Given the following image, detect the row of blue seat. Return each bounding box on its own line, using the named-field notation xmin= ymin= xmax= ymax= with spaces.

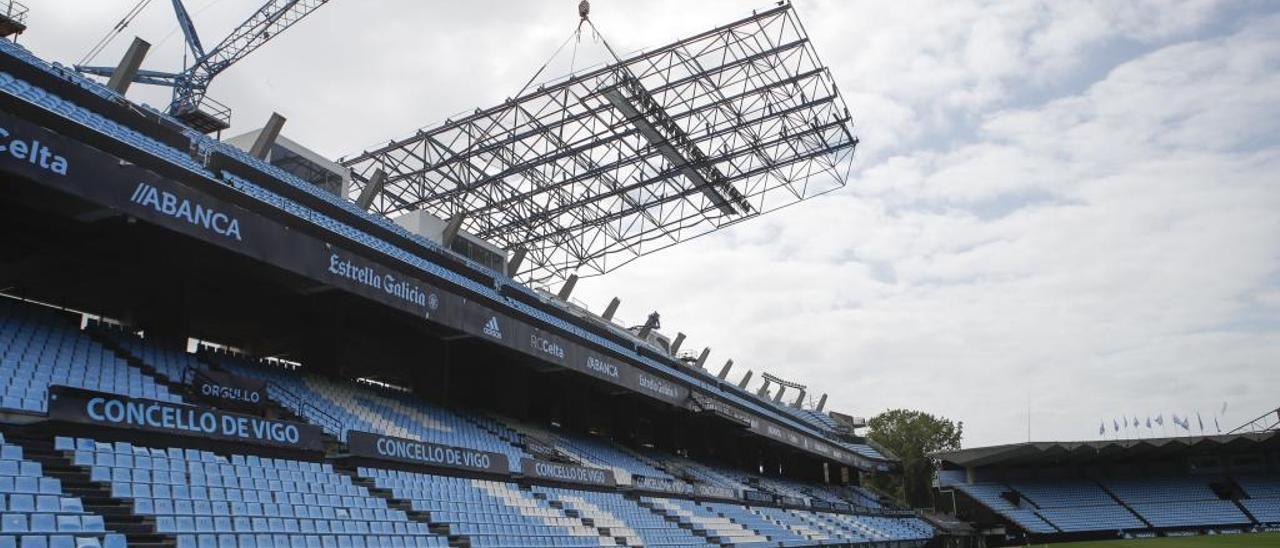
xmin=0 ymin=434 xmax=114 ymax=548
xmin=0 ymin=514 xmax=103 ymax=534
xmin=174 ymin=534 xmax=447 ymax=548
xmin=0 ymin=536 xmax=124 ymax=548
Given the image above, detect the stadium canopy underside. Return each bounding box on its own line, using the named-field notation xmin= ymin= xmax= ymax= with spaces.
xmin=934 ymin=432 xmax=1280 ymax=469
xmin=341 ymin=2 xmax=858 ymax=284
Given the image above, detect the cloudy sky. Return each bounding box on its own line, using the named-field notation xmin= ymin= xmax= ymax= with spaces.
xmin=23 ymin=0 xmax=1280 ymax=447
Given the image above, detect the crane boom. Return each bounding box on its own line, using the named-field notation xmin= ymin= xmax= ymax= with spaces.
xmin=77 ymin=0 xmax=332 ymax=130
xmin=184 ymin=0 xmax=330 ymax=99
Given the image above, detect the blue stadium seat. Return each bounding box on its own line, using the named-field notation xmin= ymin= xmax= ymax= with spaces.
xmin=0 ymin=298 xmax=184 ymax=414
xmin=77 ymin=439 xmax=447 ymax=546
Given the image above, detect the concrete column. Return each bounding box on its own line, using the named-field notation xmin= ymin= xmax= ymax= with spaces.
xmin=717 ymin=360 xmax=733 ymax=380
xmin=602 ymin=298 xmax=620 ymax=321
xmin=249 ymin=113 xmax=287 ymax=160
xmin=557 ymin=274 xmax=579 ymax=301
xmin=355 ymin=169 xmax=386 ymax=210
xmin=107 ymin=38 xmax=151 ymax=95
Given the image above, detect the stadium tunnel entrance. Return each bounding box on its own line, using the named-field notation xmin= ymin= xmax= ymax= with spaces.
xmin=0 ymin=171 xmax=854 ymax=489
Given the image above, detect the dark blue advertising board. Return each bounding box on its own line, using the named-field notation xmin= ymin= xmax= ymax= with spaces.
xmin=519 ymin=458 xmax=616 ymax=487
xmin=693 ymin=484 xmax=739 ymax=500
xmin=47 ymin=386 xmax=324 ymax=452
xmin=189 ymin=368 xmax=268 ymax=414
xmin=742 ymin=490 xmax=776 ymax=504
xmin=346 ymin=431 xmax=509 ymax=475
xmin=631 ymin=475 xmax=694 ymax=496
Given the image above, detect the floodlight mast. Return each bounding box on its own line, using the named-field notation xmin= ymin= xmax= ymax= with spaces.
xmin=341 ymin=2 xmax=859 ymax=285
xmin=78 ymin=0 xmax=333 ymax=132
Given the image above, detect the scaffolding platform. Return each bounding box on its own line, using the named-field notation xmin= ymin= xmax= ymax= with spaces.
xmin=173 ymin=95 xmax=232 ymax=134
xmin=0 ymin=0 xmax=28 ymax=37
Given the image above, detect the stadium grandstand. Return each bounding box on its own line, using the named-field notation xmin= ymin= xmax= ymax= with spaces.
xmin=0 ymin=0 xmax=942 ymax=547
xmin=933 ymin=431 xmax=1280 ymax=545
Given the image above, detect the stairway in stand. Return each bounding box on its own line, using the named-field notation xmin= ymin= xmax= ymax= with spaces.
xmin=84 ymin=328 xmax=189 ymax=399
xmin=634 ymin=496 xmax=728 ymax=547
xmin=339 ymin=467 xmax=465 ymax=548
xmin=13 ymin=432 xmax=176 ymax=548
xmin=529 ymin=488 xmax=634 ymax=547
xmin=1097 ymin=479 xmax=1154 ymax=530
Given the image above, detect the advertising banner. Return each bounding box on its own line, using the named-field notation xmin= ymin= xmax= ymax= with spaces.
xmin=631 ymin=475 xmax=694 ymax=496
xmin=519 ymin=458 xmax=616 ymax=487
xmin=48 ymin=386 xmax=324 ymax=451
xmin=189 ymin=368 xmax=268 ymax=414
xmin=346 ymin=431 xmax=509 ymax=475
xmin=779 ymin=495 xmax=806 ymax=507
xmin=693 ymin=484 xmax=739 ymax=500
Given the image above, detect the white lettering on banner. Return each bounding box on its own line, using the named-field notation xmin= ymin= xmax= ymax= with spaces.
xmin=585 ymin=356 xmax=619 ymax=379
xmin=199 ymin=383 xmax=261 ymax=404
xmin=530 ymin=333 xmax=566 ymax=360
xmin=633 ymin=476 xmax=693 ymax=495
xmin=130 ymin=183 xmax=242 ymax=241
xmin=382 ymin=274 xmax=426 ymax=308
xmin=84 ymin=397 xmax=300 ymax=444
xmin=374 ymin=437 xmax=492 ymax=470
xmin=0 ymin=127 xmax=69 ymax=176
xmin=531 ymin=461 xmax=609 ymax=485
xmin=637 ymin=373 xmax=679 ymax=399
xmin=327 ymin=253 xmax=427 ymax=308
xmin=483 ymin=317 xmax=503 ymax=339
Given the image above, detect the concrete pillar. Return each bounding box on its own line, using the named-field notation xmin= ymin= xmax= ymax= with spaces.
xmin=249 ymin=113 xmax=287 ymax=160
xmin=108 ymin=38 xmax=151 ymax=95
xmin=670 ymin=332 xmax=686 ymax=355
xmin=602 ymin=298 xmax=620 ymax=321
xmin=757 ymin=379 xmax=772 ymax=397
xmin=717 ymin=360 xmax=734 ymax=380
xmin=792 ymin=389 xmax=806 ymax=408
xmin=506 ymin=247 xmax=527 ymax=277
xmin=557 ymin=274 xmax=579 ymax=301
xmin=693 ymin=347 xmax=710 ymax=369
xmin=355 ymin=169 xmax=386 ymax=210
xmin=442 ymin=214 xmax=466 ymax=247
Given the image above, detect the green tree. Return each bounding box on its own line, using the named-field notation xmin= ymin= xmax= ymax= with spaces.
xmin=866 ymin=409 xmax=963 ymax=508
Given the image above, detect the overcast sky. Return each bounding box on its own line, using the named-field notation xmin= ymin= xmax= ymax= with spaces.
xmin=22 ymin=0 xmax=1280 ymax=448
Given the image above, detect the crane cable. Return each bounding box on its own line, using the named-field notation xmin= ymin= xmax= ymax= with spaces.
xmin=515 ymin=0 xmax=620 ymax=98
xmin=79 ymin=0 xmax=157 ymax=67
xmin=514 ymin=28 xmax=578 ymax=98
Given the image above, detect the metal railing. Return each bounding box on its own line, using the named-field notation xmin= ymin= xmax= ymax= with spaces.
xmin=2 ymin=0 xmax=27 ymax=25
xmin=181 ymin=357 xmax=343 ymax=439
xmin=171 ymin=93 xmax=232 ymax=133
xmin=265 ymin=381 xmax=343 ymax=438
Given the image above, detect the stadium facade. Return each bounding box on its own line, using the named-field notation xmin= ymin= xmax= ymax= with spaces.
xmin=0 ymin=13 xmax=937 ymax=548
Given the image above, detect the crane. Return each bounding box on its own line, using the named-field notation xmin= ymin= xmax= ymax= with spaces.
xmin=77 ymin=0 xmax=333 ymax=133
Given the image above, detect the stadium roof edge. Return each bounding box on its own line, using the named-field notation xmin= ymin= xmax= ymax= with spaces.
xmin=933 ymin=431 xmax=1278 ymax=469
